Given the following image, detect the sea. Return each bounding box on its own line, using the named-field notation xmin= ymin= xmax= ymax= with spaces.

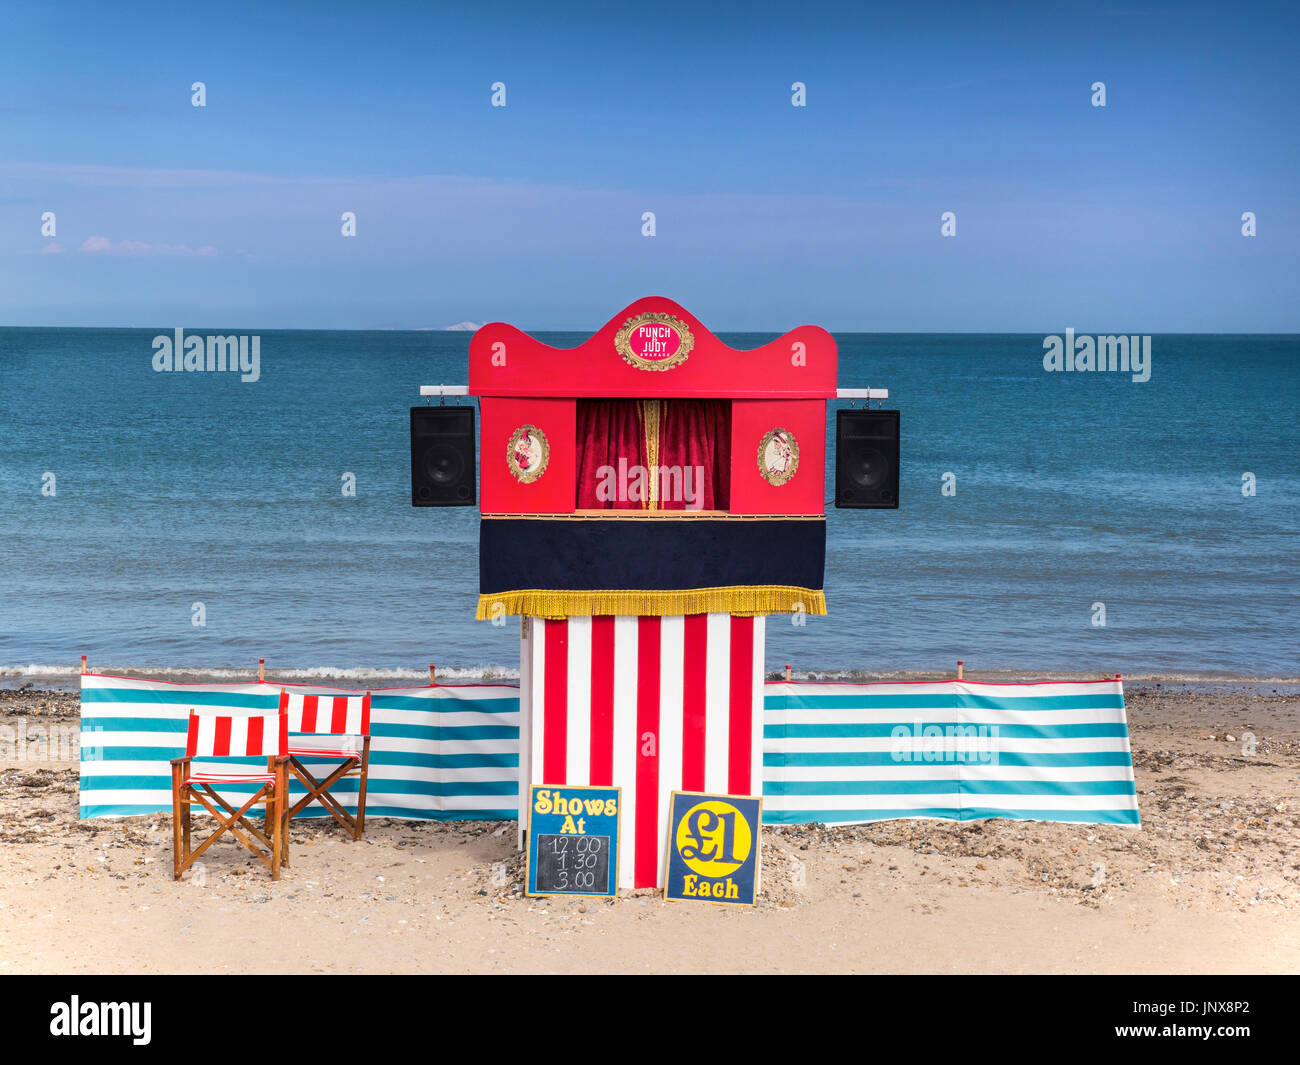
xmin=1 ymin=328 xmax=1296 ymax=688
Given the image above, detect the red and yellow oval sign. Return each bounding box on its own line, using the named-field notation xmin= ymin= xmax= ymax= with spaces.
xmin=615 ymin=312 xmax=694 ymax=371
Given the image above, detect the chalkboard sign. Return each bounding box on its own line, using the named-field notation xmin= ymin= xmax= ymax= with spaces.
xmin=526 ymin=785 xmax=621 ymax=897
xmin=534 ymin=833 xmax=610 ymax=894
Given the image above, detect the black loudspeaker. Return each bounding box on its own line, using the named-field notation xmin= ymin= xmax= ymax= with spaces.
xmin=835 ymin=409 xmax=899 ymax=509
xmin=410 ymin=406 xmax=476 ymax=506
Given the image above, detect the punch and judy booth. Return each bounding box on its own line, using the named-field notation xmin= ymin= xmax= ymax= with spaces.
xmin=469 ymin=298 xmax=836 ymax=889
xmin=81 ymin=307 xmax=1144 ymax=879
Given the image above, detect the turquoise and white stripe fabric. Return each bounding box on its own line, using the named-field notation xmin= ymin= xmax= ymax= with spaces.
xmin=79 ymin=676 xmax=519 ymax=820
xmin=80 ymin=676 xmax=1138 ymax=826
xmin=762 ymin=680 xmax=1139 ymax=826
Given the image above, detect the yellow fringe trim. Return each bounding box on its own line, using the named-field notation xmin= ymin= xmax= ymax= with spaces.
xmin=476 ymin=586 xmax=827 ymax=620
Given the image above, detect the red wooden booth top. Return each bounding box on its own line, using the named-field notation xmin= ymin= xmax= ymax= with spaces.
xmin=468 ymin=296 xmax=837 ymax=399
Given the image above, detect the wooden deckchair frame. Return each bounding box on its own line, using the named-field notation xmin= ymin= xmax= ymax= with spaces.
xmin=285 ymin=736 xmax=371 ymax=839
xmin=282 ymin=688 xmax=372 ymax=840
xmin=171 ymin=756 xmax=289 ymax=880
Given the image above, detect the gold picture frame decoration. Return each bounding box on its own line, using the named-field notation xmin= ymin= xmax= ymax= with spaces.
xmin=614 ymin=312 xmax=694 ymax=372
xmin=756 ymin=428 xmax=799 ymax=486
xmin=507 ymin=425 xmax=550 ymax=483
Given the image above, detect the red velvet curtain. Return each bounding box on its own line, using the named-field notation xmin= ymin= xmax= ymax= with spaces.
xmin=659 ymin=399 xmax=731 ymax=511
xmin=576 ymin=400 xmax=645 ymax=509
xmin=575 ymin=399 xmax=731 ymax=511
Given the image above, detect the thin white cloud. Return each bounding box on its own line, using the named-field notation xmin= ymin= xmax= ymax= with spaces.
xmin=78 ymin=235 xmax=217 ymax=256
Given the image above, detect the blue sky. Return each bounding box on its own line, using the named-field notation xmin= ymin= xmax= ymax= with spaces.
xmin=2 ymin=0 xmax=1296 ymax=331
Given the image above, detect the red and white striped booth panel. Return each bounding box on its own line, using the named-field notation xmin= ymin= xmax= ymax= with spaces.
xmin=184 ymin=707 xmax=288 ymax=785
xmin=524 ymin=614 xmax=766 ymax=890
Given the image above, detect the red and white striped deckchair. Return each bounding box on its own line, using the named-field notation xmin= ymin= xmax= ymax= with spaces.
xmin=280 ymin=689 xmax=372 ymax=840
xmin=170 ymin=705 xmax=290 ymax=880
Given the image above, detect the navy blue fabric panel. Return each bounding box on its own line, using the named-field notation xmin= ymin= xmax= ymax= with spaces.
xmin=480 ymin=519 xmax=825 ymax=593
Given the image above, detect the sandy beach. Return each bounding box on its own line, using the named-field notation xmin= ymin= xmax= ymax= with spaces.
xmin=1 ymin=683 xmax=1296 ymax=974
